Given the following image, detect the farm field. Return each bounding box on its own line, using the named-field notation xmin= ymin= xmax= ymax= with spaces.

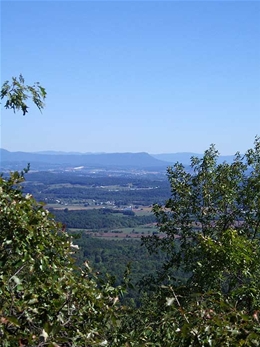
xmin=23 ymin=171 xmax=171 ymax=208
xmin=69 ymin=223 xmax=158 ymax=239
xmin=47 ymin=204 xmax=153 ymax=213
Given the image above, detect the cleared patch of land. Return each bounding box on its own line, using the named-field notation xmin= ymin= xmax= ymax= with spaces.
xmin=69 ymin=223 xmax=159 ymax=239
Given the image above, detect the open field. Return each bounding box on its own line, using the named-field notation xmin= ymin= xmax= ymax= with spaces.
xmin=47 ymin=204 xmax=154 ymax=213
xmin=133 ymin=207 xmax=153 ymax=216
xmin=69 ymin=223 xmax=159 ymax=239
xmin=47 ymin=204 xmax=106 ymax=211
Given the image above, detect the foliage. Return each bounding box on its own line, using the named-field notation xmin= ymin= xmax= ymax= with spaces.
xmin=132 ymin=137 xmax=260 ymax=345
xmin=0 ymin=170 xmax=123 ymax=346
xmin=117 ymin=288 xmax=260 ymax=346
xmin=143 ymin=138 xmax=260 ymax=281
xmin=1 ymin=75 xmax=46 ymax=115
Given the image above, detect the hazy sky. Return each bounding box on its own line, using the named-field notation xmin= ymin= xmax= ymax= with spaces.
xmin=1 ymin=1 xmax=260 ymax=154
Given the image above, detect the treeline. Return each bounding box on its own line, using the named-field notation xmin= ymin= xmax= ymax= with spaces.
xmin=52 ymin=208 xmax=156 ymax=229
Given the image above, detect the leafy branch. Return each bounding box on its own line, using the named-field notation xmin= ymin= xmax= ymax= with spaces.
xmin=1 ymin=74 xmax=46 ymax=115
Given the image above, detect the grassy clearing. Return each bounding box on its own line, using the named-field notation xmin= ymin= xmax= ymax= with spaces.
xmin=47 ymin=205 xmax=154 ymax=213
xmin=133 ymin=207 xmax=153 ymax=216
xmin=68 ymin=224 xmax=158 ymax=239
xmin=111 ymin=225 xmax=157 ymax=234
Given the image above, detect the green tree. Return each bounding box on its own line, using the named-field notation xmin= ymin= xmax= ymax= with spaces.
xmin=127 ymin=138 xmax=260 ymax=345
xmin=144 ymin=139 xmax=260 ymax=292
xmin=0 ymin=170 xmax=125 ymax=346
xmin=110 ymin=139 xmax=260 ymax=346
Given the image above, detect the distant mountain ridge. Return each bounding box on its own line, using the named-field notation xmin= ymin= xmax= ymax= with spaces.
xmin=0 ymin=149 xmax=170 ymax=169
xmin=0 ymin=149 xmax=237 ymax=171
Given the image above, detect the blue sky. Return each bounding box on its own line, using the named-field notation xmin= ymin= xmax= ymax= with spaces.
xmin=1 ymin=1 xmax=260 ymax=154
